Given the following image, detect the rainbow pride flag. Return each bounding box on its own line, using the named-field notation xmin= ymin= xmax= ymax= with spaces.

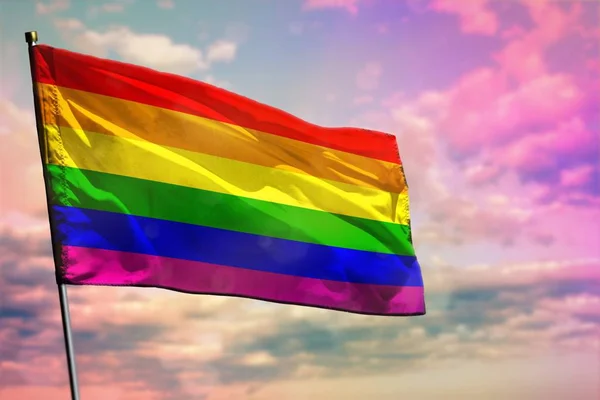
xmin=32 ymin=45 xmax=425 ymax=316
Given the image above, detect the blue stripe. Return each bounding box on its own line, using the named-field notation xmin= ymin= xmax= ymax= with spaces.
xmin=53 ymin=206 xmax=423 ymax=287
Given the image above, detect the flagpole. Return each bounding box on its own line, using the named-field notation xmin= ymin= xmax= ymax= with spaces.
xmin=25 ymin=31 xmax=81 ymax=400
xmin=57 ymin=284 xmax=81 ymax=400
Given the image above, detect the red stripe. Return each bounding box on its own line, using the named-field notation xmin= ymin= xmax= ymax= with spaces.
xmin=33 ymin=45 xmax=401 ymax=164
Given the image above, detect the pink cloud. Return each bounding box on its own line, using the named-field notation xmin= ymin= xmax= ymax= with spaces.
xmin=416 ymin=194 xmax=532 ymax=247
xmin=2 ymin=220 xmax=599 ymax=398
xmin=387 ymin=93 xmax=550 ymax=248
xmin=587 ymin=58 xmax=600 ymax=76
xmin=376 ymin=23 xmax=389 ymax=34
xmin=499 ymin=117 xmax=596 ymax=173
xmin=302 ymin=0 xmax=360 ymax=14
xmin=356 ymin=62 xmax=382 ymax=91
xmin=494 ymin=0 xmax=582 ymax=82
xmin=0 ymin=385 xmax=163 ymax=400
xmin=540 ymin=294 xmax=600 ymax=320
xmin=494 ymin=74 xmax=585 ymax=134
xmin=157 ymin=0 xmax=174 ymax=9
xmin=560 ymin=165 xmax=597 ymax=189
xmin=464 ymin=164 xmax=501 ymax=186
xmin=501 ymin=25 xmax=526 ymax=40
xmin=0 ymin=99 xmax=48 ymax=217
xmin=36 ymin=0 xmax=70 ymax=14
xmin=430 ymin=0 xmax=498 ymax=36
xmin=449 ymin=259 xmax=600 ymax=291
xmin=353 ymin=95 xmax=374 ymax=105
xmin=439 ymin=71 xmax=586 ymax=156
xmin=388 ymin=1 xmax=599 ymax=209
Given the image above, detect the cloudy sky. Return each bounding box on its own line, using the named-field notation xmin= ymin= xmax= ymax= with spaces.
xmin=1 ymin=0 xmax=599 ymax=399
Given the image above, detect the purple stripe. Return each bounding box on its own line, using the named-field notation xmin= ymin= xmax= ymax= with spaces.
xmin=62 ymin=246 xmax=425 ymax=316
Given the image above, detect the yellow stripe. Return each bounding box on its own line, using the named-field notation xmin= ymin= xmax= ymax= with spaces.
xmin=45 ymin=125 xmax=409 ymax=224
xmin=38 ymin=83 xmax=406 ymax=194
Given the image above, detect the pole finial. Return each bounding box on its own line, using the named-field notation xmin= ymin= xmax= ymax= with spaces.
xmin=25 ymin=31 xmax=38 ymax=46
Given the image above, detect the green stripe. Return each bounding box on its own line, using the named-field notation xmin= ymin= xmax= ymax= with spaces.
xmin=46 ymin=165 xmax=415 ymax=256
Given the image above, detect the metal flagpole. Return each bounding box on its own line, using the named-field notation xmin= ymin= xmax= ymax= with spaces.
xmin=25 ymin=31 xmax=81 ymax=400
xmin=57 ymin=284 xmax=81 ymax=400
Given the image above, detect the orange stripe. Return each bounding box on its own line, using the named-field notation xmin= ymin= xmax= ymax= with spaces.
xmin=39 ymin=83 xmax=406 ymax=193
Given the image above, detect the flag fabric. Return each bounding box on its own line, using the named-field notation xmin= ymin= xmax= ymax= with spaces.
xmin=32 ymin=44 xmax=425 ymax=316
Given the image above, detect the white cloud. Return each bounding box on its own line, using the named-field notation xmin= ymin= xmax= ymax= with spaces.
xmin=53 ymin=18 xmax=84 ymax=31
xmin=36 ymin=0 xmax=69 ymax=14
xmin=88 ymin=2 xmax=128 ymax=16
xmin=100 ymin=2 xmax=125 ymax=12
xmin=206 ymin=40 xmax=238 ymax=64
xmin=77 ymin=27 xmax=207 ymax=74
xmin=0 ymin=99 xmax=34 ymax=137
xmin=204 ymin=75 xmax=232 ymax=90
xmin=157 ymin=0 xmax=174 ymax=9
xmin=54 ymin=20 xmax=239 ymax=76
